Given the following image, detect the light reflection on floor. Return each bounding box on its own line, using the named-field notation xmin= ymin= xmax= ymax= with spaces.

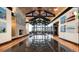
xmin=27 ymin=34 xmax=54 ymax=52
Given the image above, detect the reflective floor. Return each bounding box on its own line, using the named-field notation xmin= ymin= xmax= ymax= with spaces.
xmin=26 ymin=33 xmax=54 ymax=52
xmin=5 ymin=33 xmax=54 ymax=52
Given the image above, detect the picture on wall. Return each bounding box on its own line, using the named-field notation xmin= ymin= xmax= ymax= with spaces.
xmin=0 ymin=21 xmax=6 ymax=33
xmin=66 ymin=24 xmax=76 ymax=33
xmin=0 ymin=7 xmax=6 ymax=33
xmin=60 ymin=15 xmax=66 ymax=24
xmin=0 ymin=7 xmax=6 ymax=20
xmin=60 ymin=25 xmax=66 ymax=32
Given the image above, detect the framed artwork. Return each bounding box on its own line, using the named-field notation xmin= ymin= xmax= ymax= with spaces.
xmin=0 ymin=7 xmax=6 ymax=33
xmin=60 ymin=25 xmax=66 ymax=32
xmin=60 ymin=15 xmax=66 ymax=24
xmin=0 ymin=21 xmax=6 ymax=33
xmin=66 ymin=24 xmax=76 ymax=33
xmin=0 ymin=7 xmax=6 ymax=20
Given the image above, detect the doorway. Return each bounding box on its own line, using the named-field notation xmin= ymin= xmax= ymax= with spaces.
xmin=53 ymin=22 xmax=59 ymax=36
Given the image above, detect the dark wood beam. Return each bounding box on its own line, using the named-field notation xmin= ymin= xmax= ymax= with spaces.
xmin=29 ymin=16 xmax=50 ymax=21
xmin=50 ymin=7 xmax=72 ymax=23
xmin=26 ymin=15 xmax=54 ymax=17
xmin=26 ymin=10 xmax=35 ymax=15
xmin=7 ymin=7 xmax=12 ymax=11
xmin=26 ymin=9 xmax=55 ymax=17
xmin=25 ymin=22 xmax=30 ymax=23
xmin=44 ymin=10 xmax=55 ymax=16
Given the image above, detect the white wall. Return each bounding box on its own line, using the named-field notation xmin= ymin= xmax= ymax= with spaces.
xmin=15 ymin=8 xmax=27 ymax=37
xmin=59 ymin=20 xmax=79 ymax=44
xmin=25 ymin=18 xmax=29 ymax=34
xmin=28 ymin=24 xmax=33 ymax=32
xmin=16 ymin=24 xmax=26 ymax=37
xmin=52 ymin=8 xmax=79 ymax=44
xmin=59 ymin=8 xmax=79 ymax=44
xmin=0 ymin=8 xmax=12 ymax=44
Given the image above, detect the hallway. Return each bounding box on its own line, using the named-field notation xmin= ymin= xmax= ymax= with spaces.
xmin=5 ymin=36 xmax=54 ymax=52
xmin=0 ymin=7 xmax=79 ymax=52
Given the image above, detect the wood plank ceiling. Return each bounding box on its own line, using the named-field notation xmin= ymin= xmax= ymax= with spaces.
xmin=19 ymin=7 xmax=66 ymax=22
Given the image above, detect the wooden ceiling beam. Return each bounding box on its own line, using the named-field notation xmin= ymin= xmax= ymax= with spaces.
xmin=7 ymin=7 xmax=12 ymax=11
xmin=25 ymin=10 xmax=35 ymax=15
xmin=44 ymin=10 xmax=55 ymax=16
xmin=26 ymin=9 xmax=55 ymax=17
xmin=50 ymin=7 xmax=72 ymax=22
xmin=26 ymin=15 xmax=54 ymax=17
xmin=29 ymin=16 xmax=50 ymax=21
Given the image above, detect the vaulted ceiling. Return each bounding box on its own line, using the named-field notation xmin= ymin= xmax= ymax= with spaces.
xmin=7 ymin=7 xmax=70 ymax=25
xmin=19 ymin=7 xmax=66 ymax=21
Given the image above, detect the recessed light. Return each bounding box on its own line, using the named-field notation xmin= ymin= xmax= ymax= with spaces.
xmin=54 ymin=8 xmax=58 ymax=11
xmin=12 ymin=8 xmax=16 ymax=13
xmin=74 ymin=11 xmax=77 ymax=15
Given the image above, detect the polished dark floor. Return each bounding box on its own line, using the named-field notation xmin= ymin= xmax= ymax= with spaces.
xmin=5 ymin=39 xmax=54 ymax=52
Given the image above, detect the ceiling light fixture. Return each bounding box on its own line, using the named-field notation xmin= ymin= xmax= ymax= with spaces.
xmin=12 ymin=8 xmax=16 ymax=13
xmin=74 ymin=11 xmax=77 ymax=15
xmin=53 ymin=8 xmax=58 ymax=11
